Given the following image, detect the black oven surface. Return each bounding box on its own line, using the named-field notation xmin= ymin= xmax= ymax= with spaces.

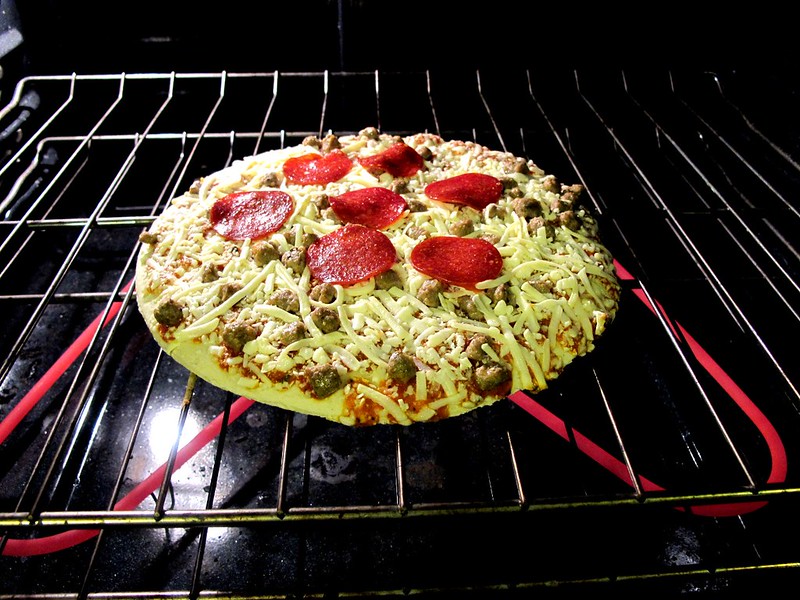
xmin=1 ymin=4 xmax=799 ymax=599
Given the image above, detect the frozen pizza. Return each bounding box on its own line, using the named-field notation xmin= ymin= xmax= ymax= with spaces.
xmin=135 ymin=128 xmax=621 ymax=426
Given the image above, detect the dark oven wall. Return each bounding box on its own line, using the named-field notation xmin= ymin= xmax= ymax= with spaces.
xmin=5 ymin=0 xmax=793 ymax=79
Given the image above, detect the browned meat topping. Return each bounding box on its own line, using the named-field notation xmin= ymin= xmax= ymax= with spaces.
xmin=491 ymin=283 xmax=509 ymax=305
xmin=512 ymin=197 xmax=542 ymax=220
xmin=321 ymin=134 xmax=341 ymax=153
xmin=418 ymin=279 xmax=444 ymax=307
xmin=406 ymin=198 xmax=427 ymax=212
xmin=251 ymin=240 xmax=280 ymax=267
xmin=485 ymin=204 xmax=505 ymax=219
xmin=312 ymin=193 xmax=330 ymax=209
xmin=391 ymin=179 xmax=409 ymax=194
xmin=415 ymin=145 xmax=433 ymax=161
xmin=528 ymin=216 xmax=555 ymax=238
xmin=375 ymin=269 xmax=402 ymax=291
xmin=541 ymin=175 xmax=559 ymax=194
xmin=201 ymin=263 xmax=219 ymax=282
xmin=504 ymin=186 xmax=524 ymax=199
xmin=474 ymin=361 xmax=511 ymax=391
xmin=281 ymin=246 xmax=306 ymax=274
xmin=309 ymin=283 xmax=336 ymax=304
xmin=511 ymin=157 xmax=530 ymax=174
xmin=449 ymin=218 xmax=474 ymax=237
xmin=254 ymin=171 xmax=280 ymax=188
xmin=299 ymin=231 xmax=319 ymax=248
xmin=220 ymin=282 xmax=242 ymax=302
xmin=311 ymin=307 xmax=340 ymax=333
xmin=154 ymin=298 xmax=184 ymax=327
xmin=276 ymin=321 xmax=306 ymax=346
xmin=465 ymin=334 xmax=493 ymax=362
xmin=561 ymin=183 xmax=583 ymax=203
xmin=359 ymin=126 xmax=380 ymax=140
xmin=138 ymin=230 xmax=159 ymax=245
xmin=307 ymin=363 xmax=342 ymax=398
xmin=457 ymin=295 xmax=483 ymax=321
xmin=222 ymin=322 xmax=258 ymax=354
xmin=267 ymin=289 xmax=300 ymax=313
xmin=558 ymin=210 xmax=580 ymax=231
xmin=530 ymin=277 xmax=554 ymax=294
xmin=387 ymin=351 xmax=416 ymax=383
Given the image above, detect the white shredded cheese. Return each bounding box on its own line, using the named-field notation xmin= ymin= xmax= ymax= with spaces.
xmin=137 ymin=131 xmax=621 ymax=425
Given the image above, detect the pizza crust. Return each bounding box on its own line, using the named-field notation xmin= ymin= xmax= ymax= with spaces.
xmin=135 ymin=129 xmax=621 ymax=426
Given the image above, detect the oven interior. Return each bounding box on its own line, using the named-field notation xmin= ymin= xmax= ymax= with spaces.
xmin=1 ymin=2 xmax=799 ymax=597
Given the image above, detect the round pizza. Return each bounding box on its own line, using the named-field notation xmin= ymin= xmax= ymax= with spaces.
xmin=135 ymin=128 xmax=621 ymax=426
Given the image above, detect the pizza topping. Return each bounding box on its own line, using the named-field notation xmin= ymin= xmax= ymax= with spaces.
xmin=311 ymin=306 xmax=341 ymax=333
xmin=425 ymin=173 xmax=504 ymax=210
xmin=541 ymin=174 xmax=559 ymax=193
xmin=474 ymin=361 xmax=512 ymax=391
xmin=491 ymin=283 xmax=509 ymax=305
xmin=457 ymin=295 xmax=484 ymax=321
xmin=210 ymin=191 xmax=294 ymax=240
xmin=559 ymin=183 xmax=583 ymax=205
xmin=329 ymin=187 xmax=407 ymax=229
xmin=276 ymin=321 xmax=307 ymax=347
xmin=359 ymin=126 xmax=380 ymax=140
xmin=283 ymin=150 xmax=353 ymax=185
xmin=309 ymin=282 xmax=336 ymax=304
xmin=374 ymin=269 xmax=402 ymax=290
xmin=153 ymin=298 xmax=184 ymax=327
xmin=320 ymin=133 xmax=341 ymax=153
xmin=220 ymin=282 xmax=243 ymax=303
xmin=558 ymin=210 xmax=580 ymax=231
xmin=266 ymin=289 xmax=300 ymax=313
xmin=387 ymin=351 xmax=417 ymax=384
xmin=281 ymin=246 xmax=307 ymax=274
xmin=358 ymin=143 xmax=425 ymax=178
xmin=449 ymin=217 xmax=474 ymax=237
xmin=410 ymin=236 xmax=503 ymax=290
xmin=201 ymin=263 xmax=220 ymax=282
xmin=528 ymin=216 xmax=554 ymax=238
xmin=465 ymin=334 xmax=493 ymax=362
xmin=415 ymin=145 xmax=433 ymax=161
xmin=512 ymin=196 xmax=543 ymax=219
xmin=390 ymin=179 xmax=409 ymax=194
xmin=222 ymin=322 xmax=258 ymax=354
xmin=307 ymin=363 xmax=343 ymax=398
xmin=139 ymin=229 xmax=159 ymax=245
xmin=307 ymin=224 xmax=397 ymax=286
xmin=417 ymin=279 xmax=444 ymax=307
xmin=251 ymin=240 xmax=281 ymax=266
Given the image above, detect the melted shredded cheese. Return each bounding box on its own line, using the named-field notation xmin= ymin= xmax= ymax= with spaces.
xmin=136 ymin=131 xmax=621 ymax=425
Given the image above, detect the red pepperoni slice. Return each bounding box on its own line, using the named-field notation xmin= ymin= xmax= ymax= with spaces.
xmin=329 ymin=187 xmax=407 ymax=229
xmin=425 ymin=173 xmax=504 ymax=210
xmin=209 ymin=191 xmax=294 ymax=240
xmin=307 ymin=224 xmax=397 ymax=285
xmin=358 ymin=143 xmax=425 ymax=178
xmin=283 ymin=150 xmax=353 ymax=185
xmin=410 ymin=236 xmax=503 ymax=290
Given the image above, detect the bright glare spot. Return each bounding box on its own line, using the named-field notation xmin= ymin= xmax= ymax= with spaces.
xmin=147 ymin=407 xmax=201 ymax=459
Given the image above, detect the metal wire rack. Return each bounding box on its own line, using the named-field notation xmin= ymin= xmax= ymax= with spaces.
xmin=0 ymin=69 xmax=799 ymax=598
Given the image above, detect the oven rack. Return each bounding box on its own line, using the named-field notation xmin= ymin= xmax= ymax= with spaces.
xmin=0 ymin=69 xmax=799 ymax=597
